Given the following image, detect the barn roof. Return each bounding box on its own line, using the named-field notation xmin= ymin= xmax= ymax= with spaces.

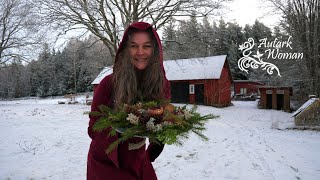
xmin=91 ymin=55 xmax=228 ymax=85
xmin=292 ymin=98 xmax=320 ymax=117
xmin=91 ymin=66 xmax=112 ymax=85
xmin=164 ymin=55 xmax=227 ymax=81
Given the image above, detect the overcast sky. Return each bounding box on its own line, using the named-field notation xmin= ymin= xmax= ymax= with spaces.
xmin=54 ymin=0 xmax=283 ymax=49
xmin=224 ymin=0 xmax=282 ymax=27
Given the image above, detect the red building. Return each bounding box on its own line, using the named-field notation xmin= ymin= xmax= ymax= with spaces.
xmin=258 ymin=86 xmax=292 ymax=112
xmin=164 ymin=55 xmax=233 ymax=107
xmin=92 ymin=55 xmax=233 ymax=107
xmin=233 ymin=80 xmax=265 ymax=95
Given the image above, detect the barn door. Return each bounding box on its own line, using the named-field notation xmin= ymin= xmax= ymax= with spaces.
xmin=267 ymin=94 xmax=273 ymax=109
xmin=195 ymin=84 xmax=204 ymax=105
xmin=277 ymin=94 xmax=284 ymax=110
xmin=170 ymin=82 xmax=189 ymax=103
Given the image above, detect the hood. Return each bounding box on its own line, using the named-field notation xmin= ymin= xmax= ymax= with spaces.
xmin=115 ymin=22 xmax=165 ymax=73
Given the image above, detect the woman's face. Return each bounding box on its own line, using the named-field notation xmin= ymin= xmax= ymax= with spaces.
xmin=128 ymin=31 xmax=153 ymax=70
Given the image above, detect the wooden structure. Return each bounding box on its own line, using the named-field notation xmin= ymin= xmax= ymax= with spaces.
xmin=233 ymin=80 xmax=265 ymax=95
xmin=292 ymin=98 xmax=320 ymax=126
xmin=91 ymin=67 xmax=112 ymax=93
xmin=91 ymin=55 xmax=233 ymax=107
xmin=164 ymin=55 xmax=232 ymax=107
xmin=258 ymin=86 xmax=292 ymax=112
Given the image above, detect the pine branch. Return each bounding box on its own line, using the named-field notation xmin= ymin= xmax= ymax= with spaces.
xmin=91 ymin=101 xmax=219 ymax=154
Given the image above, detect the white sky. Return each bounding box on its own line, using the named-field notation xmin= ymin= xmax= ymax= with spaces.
xmin=54 ymin=0 xmax=283 ymax=49
xmin=224 ymin=0 xmax=282 ymax=27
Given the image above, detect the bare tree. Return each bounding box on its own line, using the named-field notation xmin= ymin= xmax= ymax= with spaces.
xmin=266 ymin=0 xmax=320 ymax=96
xmin=0 ymin=0 xmax=44 ymax=66
xmin=39 ymin=0 xmax=231 ymax=60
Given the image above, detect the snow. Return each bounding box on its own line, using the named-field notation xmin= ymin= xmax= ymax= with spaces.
xmin=91 ymin=55 xmax=228 ymax=85
xmin=1 ymin=98 xmax=320 ymax=180
xmin=164 ymin=55 xmax=227 ymax=81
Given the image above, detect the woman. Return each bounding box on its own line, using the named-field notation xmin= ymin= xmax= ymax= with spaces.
xmin=87 ymin=22 xmax=171 ymax=180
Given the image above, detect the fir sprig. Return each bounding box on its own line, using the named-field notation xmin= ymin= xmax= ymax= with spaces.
xmin=90 ymin=102 xmax=219 ymax=154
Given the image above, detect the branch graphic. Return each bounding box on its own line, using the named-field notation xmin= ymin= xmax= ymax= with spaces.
xmin=238 ymin=56 xmax=282 ymax=77
xmin=238 ymin=38 xmax=282 ymax=77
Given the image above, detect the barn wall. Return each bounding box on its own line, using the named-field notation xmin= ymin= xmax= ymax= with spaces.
xmin=169 ymin=61 xmax=232 ymax=107
xmin=93 ymin=85 xmax=98 ymax=94
xmin=203 ymin=79 xmax=217 ymax=106
xmin=171 ymin=79 xmax=225 ymax=106
xmin=283 ymin=89 xmax=291 ymax=111
xmin=218 ymin=67 xmax=232 ymax=106
xmin=234 ymin=82 xmax=263 ymax=95
xmin=259 ymin=88 xmax=267 ymax=108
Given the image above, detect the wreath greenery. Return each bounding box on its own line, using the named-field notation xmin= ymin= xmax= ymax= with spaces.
xmin=90 ymin=101 xmax=218 ymax=153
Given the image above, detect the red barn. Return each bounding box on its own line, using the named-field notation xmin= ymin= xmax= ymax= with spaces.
xmin=91 ymin=55 xmax=232 ymax=107
xmin=233 ymin=80 xmax=265 ymax=95
xmin=164 ymin=55 xmax=232 ymax=107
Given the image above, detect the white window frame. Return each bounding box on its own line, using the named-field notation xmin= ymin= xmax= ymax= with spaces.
xmin=240 ymin=88 xmax=247 ymax=94
xmin=189 ymin=84 xmax=195 ymax=94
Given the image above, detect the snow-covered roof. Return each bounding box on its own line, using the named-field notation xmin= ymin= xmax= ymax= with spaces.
xmin=164 ymin=55 xmax=227 ymax=81
xmin=292 ymin=98 xmax=320 ymax=117
xmin=91 ymin=66 xmax=113 ymax=85
xmin=91 ymin=55 xmax=227 ymax=84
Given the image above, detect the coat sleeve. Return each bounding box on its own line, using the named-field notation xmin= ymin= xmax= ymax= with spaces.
xmin=88 ymin=75 xmax=120 ymax=168
xmin=146 ymin=77 xmax=171 ymax=162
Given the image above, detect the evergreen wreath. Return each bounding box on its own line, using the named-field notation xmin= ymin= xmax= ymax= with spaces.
xmin=90 ymin=101 xmax=218 ymax=153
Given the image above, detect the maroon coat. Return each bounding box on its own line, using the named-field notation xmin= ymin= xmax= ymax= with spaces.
xmin=87 ymin=22 xmax=171 ymax=180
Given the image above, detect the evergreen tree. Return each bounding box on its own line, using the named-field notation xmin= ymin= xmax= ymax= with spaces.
xmin=215 ymin=19 xmax=229 ymax=55
xmin=163 ymin=19 xmax=179 ymax=60
xmin=251 ymin=20 xmax=273 ymax=45
xmin=200 ymin=16 xmax=215 ymax=56
xmin=176 ymin=14 xmax=203 ymax=58
xmin=225 ymin=22 xmax=246 ymax=80
xmin=243 ymin=24 xmax=253 ymax=41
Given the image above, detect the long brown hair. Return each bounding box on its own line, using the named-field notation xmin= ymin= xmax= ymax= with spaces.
xmin=112 ymin=28 xmax=164 ymax=108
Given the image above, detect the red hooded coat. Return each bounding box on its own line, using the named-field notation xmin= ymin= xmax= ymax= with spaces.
xmin=87 ymin=22 xmax=171 ymax=180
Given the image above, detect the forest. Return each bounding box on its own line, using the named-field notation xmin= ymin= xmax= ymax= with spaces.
xmin=0 ymin=0 xmax=319 ymax=101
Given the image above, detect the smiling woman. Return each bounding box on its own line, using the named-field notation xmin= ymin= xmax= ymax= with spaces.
xmin=128 ymin=32 xmax=154 ymax=70
xmin=87 ymin=22 xmax=171 ymax=180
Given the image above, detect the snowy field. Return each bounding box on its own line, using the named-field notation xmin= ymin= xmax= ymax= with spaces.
xmin=1 ymin=97 xmax=320 ymax=180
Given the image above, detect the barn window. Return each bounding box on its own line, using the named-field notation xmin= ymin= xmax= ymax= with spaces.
xmin=189 ymin=84 xmax=195 ymax=94
xmin=240 ymin=88 xmax=247 ymax=94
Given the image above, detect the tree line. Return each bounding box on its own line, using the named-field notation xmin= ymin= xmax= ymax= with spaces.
xmin=0 ymin=0 xmax=319 ymax=101
xmin=0 ymin=17 xmax=299 ymax=99
xmin=0 ymin=36 xmax=111 ymax=98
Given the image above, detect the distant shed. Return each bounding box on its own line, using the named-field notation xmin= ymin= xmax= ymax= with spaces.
xmin=292 ymin=98 xmax=320 ymax=126
xmin=91 ymin=55 xmax=233 ymax=107
xmin=258 ymin=86 xmax=292 ymax=112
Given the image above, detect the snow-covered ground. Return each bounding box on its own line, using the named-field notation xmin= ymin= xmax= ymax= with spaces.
xmin=1 ymin=97 xmax=320 ymax=180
